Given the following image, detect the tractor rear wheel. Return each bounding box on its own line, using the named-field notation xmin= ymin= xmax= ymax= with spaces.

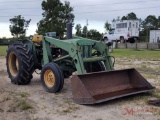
xmin=41 ymin=62 xmax=63 ymax=93
xmin=6 ymin=41 xmax=35 ymax=85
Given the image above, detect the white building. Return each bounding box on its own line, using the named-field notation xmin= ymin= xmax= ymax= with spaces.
xmin=149 ymin=30 xmax=160 ymax=43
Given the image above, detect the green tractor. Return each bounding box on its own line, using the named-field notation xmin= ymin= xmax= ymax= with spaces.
xmin=6 ymin=31 xmax=154 ymax=104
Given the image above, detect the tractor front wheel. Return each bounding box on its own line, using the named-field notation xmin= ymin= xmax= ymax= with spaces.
xmin=41 ymin=62 xmax=64 ymax=93
xmin=53 ymin=63 xmax=64 ymax=92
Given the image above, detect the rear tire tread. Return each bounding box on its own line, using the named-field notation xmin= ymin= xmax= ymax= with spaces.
xmin=6 ymin=41 xmax=35 ymax=85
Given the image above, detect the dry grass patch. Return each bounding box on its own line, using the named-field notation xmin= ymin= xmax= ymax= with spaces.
xmin=136 ymin=65 xmax=156 ymax=72
xmin=18 ymin=92 xmax=29 ymax=98
xmin=17 ymin=100 xmax=33 ymax=110
xmin=0 ymin=108 xmax=4 ymax=112
xmin=96 ymin=118 xmax=103 ymax=120
xmin=142 ymin=74 xmax=157 ymax=79
xmin=150 ymin=89 xmax=160 ymax=99
xmin=61 ymin=105 xmax=80 ymax=114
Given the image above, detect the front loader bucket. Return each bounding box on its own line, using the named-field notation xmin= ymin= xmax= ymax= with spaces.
xmin=70 ymin=68 xmax=155 ymax=104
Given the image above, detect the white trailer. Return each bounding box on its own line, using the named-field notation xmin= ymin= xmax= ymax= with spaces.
xmin=149 ymin=30 xmax=160 ymax=43
xmin=103 ymin=20 xmax=140 ymax=43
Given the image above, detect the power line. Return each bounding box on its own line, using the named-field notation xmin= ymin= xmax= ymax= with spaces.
xmin=0 ymin=0 xmax=159 ymax=9
xmin=0 ymin=5 xmax=159 ymax=18
xmin=74 ymin=0 xmax=160 ymax=7
xmin=0 ymin=8 xmax=41 ymax=10
xmin=0 ymin=15 xmax=41 ymax=17
xmin=0 ymin=0 xmax=40 ymax=3
xmin=74 ymin=6 xmax=160 ymax=14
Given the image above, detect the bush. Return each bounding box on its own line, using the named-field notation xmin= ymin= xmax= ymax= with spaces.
xmin=138 ymin=36 xmax=149 ymax=42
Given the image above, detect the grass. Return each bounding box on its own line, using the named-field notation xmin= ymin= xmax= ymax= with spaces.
xmin=1 ymin=46 xmax=160 ymax=60
xmin=96 ymin=119 xmax=103 ymax=120
xmin=150 ymin=88 xmax=160 ymax=99
xmin=0 ymin=46 xmax=7 ymax=56
xmin=3 ymin=95 xmax=11 ymax=102
xmin=18 ymin=92 xmax=29 ymax=98
xmin=17 ymin=100 xmax=33 ymax=110
xmin=0 ymin=108 xmax=4 ymax=112
xmin=0 ymin=46 xmax=160 ymax=58
xmin=110 ymin=49 xmax=160 ymax=60
xmin=136 ymin=65 xmax=159 ymax=73
xmin=61 ymin=105 xmax=80 ymax=114
xmin=142 ymin=74 xmax=157 ymax=79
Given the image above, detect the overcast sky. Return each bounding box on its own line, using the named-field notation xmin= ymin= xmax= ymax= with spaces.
xmin=0 ymin=0 xmax=160 ymax=38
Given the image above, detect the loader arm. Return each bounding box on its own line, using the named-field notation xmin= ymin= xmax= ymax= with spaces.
xmin=43 ymin=36 xmax=114 ymax=74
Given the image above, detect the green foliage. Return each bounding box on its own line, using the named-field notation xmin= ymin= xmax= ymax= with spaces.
xmin=126 ymin=12 xmax=138 ymax=20
xmin=121 ymin=16 xmax=127 ymax=20
xmin=0 ymin=38 xmax=7 ymax=44
xmin=36 ymin=0 xmax=74 ymax=37
xmin=82 ymin=26 xmax=88 ymax=37
xmin=140 ymin=15 xmax=160 ymax=36
xmin=104 ymin=21 xmax=112 ymax=32
xmin=18 ymin=92 xmax=29 ymax=98
xmin=121 ymin=12 xmax=138 ymax=20
xmin=75 ymin=24 xmax=102 ymax=40
xmin=139 ymin=36 xmax=149 ymax=42
xmin=0 ymin=37 xmax=21 ymax=46
xmin=9 ymin=15 xmax=31 ymax=38
xmin=0 ymin=46 xmax=7 ymax=56
xmin=144 ymin=15 xmax=159 ymax=28
xmin=87 ymin=29 xmax=102 ymax=40
xmin=17 ymin=100 xmax=32 ymax=110
xmin=75 ymin=24 xmax=82 ymax=36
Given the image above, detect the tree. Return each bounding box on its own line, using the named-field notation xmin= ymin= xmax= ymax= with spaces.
xmin=9 ymin=15 xmax=31 ymax=38
xmin=139 ymin=18 xmax=143 ymax=26
xmin=36 ymin=0 xmax=74 ymax=37
xmin=121 ymin=12 xmax=138 ymax=20
xmin=143 ymin=15 xmax=159 ymax=28
xmin=75 ymin=24 xmax=82 ymax=36
xmin=126 ymin=12 xmax=137 ymax=20
xmin=121 ymin=16 xmax=127 ymax=20
xmin=140 ymin=15 xmax=160 ymax=36
xmin=82 ymin=26 xmax=88 ymax=37
xmin=87 ymin=29 xmax=102 ymax=40
xmin=104 ymin=21 xmax=112 ymax=32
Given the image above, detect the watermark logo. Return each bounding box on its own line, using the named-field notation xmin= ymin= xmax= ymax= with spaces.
xmin=123 ymin=107 xmax=157 ymax=116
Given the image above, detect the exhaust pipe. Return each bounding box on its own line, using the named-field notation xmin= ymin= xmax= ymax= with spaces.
xmin=66 ymin=22 xmax=72 ymax=39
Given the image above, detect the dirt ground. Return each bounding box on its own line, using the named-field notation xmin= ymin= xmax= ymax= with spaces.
xmin=0 ymin=56 xmax=160 ymax=120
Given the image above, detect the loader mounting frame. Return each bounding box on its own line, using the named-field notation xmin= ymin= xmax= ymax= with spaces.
xmin=42 ymin=36 xmax=114 ymax=74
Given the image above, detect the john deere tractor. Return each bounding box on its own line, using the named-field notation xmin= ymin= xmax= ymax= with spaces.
xmin=6 ymin=30 xmax=154 ymax=104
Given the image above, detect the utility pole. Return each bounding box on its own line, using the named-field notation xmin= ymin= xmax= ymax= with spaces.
xmin=86 ymin=19 xmax=89 ymax=38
